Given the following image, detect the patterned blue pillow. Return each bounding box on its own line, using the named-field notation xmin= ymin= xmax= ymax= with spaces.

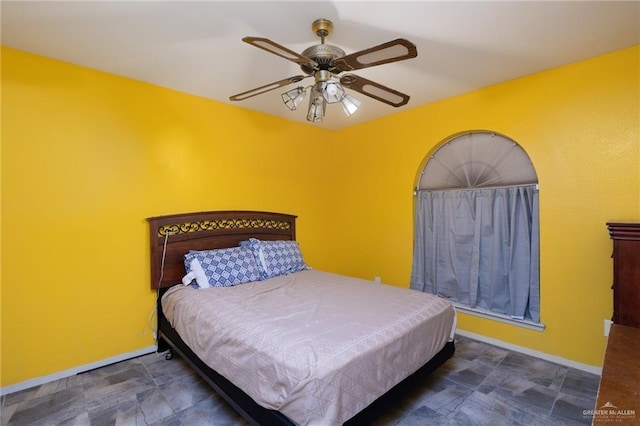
xmin=241 ymin=238 xmax=309 ymax=279
xmin=183 ymin=246 xmax=261 ymax=288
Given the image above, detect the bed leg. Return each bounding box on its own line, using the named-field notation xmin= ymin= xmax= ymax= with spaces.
xmin=165 ymin=348 xmax=174 ymax=360
xmin=157 ymin=334 xmax=170 ymax=353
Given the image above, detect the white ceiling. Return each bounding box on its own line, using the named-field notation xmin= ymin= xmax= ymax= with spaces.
xmin=2 ymin=1 xmax=639 ymax=130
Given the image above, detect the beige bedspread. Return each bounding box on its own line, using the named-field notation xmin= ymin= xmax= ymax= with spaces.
xmin=162 ymin=270 xmax=455 ymax=425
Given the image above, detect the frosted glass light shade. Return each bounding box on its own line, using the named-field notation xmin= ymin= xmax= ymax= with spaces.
xmin=306 ymin=86 xmax=326 ymax=122
xmin=281 ymin=87 xmax=307 ymax=111
xmin=321 ymin=81 xmax=346 ymax=104
xmin=341 ymin=94 xmax=361 ymax=116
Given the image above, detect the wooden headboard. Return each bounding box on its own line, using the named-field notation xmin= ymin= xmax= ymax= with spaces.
xmin=147 ymin=210 xmax=297 ymax=289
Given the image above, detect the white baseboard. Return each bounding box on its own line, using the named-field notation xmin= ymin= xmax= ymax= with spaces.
xmin=2 ymin=333 xmax=601 ymax=396
xmin=456 ymin=329 xmax=602 ymax=375
xmin=0 ymin=346 xmax=157 ymax=396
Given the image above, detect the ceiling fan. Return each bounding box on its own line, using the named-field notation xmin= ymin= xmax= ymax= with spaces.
xmin=229 ymin=18 xmax=418 ymax=122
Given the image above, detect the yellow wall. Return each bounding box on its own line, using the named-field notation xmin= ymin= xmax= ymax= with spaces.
xmin=1 ymin=47 xmax=335 ymax=387
xmin=1 ymin=45 xmax=638 ymax=387
xmin=332 ymin=46 xmax=639 ymax=367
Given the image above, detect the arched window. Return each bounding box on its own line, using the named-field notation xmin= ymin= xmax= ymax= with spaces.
xmin=411 ymin=131 xmax=541 ymax=327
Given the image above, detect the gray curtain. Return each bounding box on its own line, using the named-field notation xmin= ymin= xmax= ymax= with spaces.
xmin=411 ymin=185 xmax=540 ymax=323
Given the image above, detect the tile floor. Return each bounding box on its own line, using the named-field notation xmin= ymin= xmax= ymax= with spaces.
xmin=1 ymin=336 xmax=600 ymax=425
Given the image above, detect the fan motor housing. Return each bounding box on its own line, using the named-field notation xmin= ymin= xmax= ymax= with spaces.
xmin=300 ymin=44 xmax=346 ymax=74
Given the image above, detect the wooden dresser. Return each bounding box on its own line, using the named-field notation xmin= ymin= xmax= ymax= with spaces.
xmin=592 ymin=223 xmax=640 ymax=425
xmin=606 ymin=222 xmax=640 ymax=328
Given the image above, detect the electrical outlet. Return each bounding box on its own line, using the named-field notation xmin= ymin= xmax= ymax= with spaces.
xmin=374 ymin=276 xmax=381 ymax=284
xmin=604 ymin=319 xmax=613 ymax=336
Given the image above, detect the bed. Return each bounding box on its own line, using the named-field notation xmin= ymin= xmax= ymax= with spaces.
xmin=148 ymin=210 xmax=455 ymax=425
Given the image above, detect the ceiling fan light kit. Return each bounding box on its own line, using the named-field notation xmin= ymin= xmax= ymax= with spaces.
xmin=230 ymin=18 xmax=417 ymax=123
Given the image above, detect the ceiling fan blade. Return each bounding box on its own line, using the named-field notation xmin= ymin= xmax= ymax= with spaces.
xmin=340 ymin=74 xmax=410 ymax=107
xmin=333 ymin=39 xmax=417 ymax=72
xmin=229 ymin=75 xmax=310 ymax=101
xmin=243 ymin=37 xmax=317 ymax=71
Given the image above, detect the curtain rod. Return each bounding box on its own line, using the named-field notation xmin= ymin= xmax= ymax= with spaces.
xmin=414 ymin=183 xmax=538 ymax=195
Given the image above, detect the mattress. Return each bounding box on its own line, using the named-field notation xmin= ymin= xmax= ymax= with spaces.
xmin=162 ymin=269 xmax=455 ymax=425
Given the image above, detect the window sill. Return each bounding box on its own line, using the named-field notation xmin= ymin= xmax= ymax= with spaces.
xmin=452 ymin=303 xmax=545 ymax=332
